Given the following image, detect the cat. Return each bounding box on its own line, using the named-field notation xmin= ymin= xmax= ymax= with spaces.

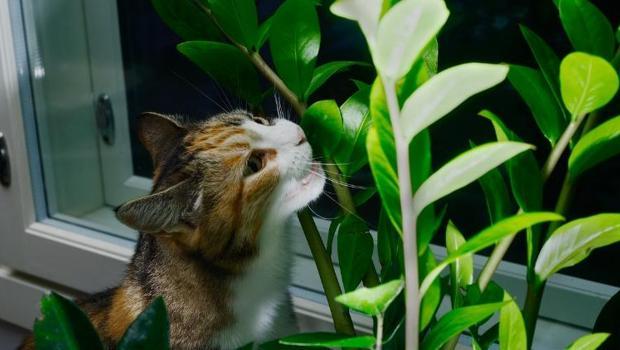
xmin=20 ymin=111 xmax=325 ymax=349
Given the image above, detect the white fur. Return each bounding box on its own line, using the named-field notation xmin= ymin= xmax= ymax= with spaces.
xmin=213 ymin=118 xmax=325 ymax=349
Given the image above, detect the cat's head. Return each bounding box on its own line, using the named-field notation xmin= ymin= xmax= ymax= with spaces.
xmin=116 ymin=111 xmax=324 ymax=264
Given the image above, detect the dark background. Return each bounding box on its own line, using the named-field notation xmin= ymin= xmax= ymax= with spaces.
xmin=116 ymin=0 xmax=620 ymax=284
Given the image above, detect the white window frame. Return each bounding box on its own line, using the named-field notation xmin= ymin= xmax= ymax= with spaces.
xmin=0 ymin=0 xmax=616 ymax=347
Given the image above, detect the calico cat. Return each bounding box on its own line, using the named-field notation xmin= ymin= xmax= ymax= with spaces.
xmin=20 ymin=111 xmax=325 ymax=349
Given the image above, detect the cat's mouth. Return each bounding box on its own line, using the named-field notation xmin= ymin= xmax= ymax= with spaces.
xmin=301 ymin=163 xmax=321 ymax=185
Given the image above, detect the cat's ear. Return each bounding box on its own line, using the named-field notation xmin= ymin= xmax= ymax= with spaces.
xmin=116 ymin=179 xmax=196 ymax=233
xmin=138 ymin=112 xmax=186 ymax=165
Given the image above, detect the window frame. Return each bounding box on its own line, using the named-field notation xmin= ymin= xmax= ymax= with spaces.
xmin=0 ymin=0 xmax=616 ymax=340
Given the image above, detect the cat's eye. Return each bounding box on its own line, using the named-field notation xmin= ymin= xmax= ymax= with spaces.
xmin=244 ymin=152 xmax=264 ymax=176
xmin=252 ymin=116 xmax=270 ymax=126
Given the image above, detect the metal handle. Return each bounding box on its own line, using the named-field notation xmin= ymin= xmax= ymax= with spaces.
xmin=0 ymin=132 xmax=10 ymax=187
xmin=95 ymin=93 xmax=115 ymax=145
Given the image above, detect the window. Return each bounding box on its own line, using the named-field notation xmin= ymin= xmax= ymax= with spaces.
xmin=0 ymin=0 xmax=617 ymax=343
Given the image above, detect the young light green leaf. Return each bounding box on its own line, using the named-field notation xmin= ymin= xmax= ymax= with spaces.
xmin=177 ymin=41 xmax=262 ymax=105
xmin=337 ymin=216 xmax=374 ymax=292
xmin=420 ymin=212 xmax=563 ymax=296
xmin=519 ymin=25 xmax=567 ymax=121
xmin=280 ymin=332 xmax=376 ymax=348
xmin=535 ymin=214 xmax=620 ymax=283
xmin=118 ymin=297 xmax=169 ymax=350
xmin=569 ymin=115 xmax=620 ymax=179
xmin=499 ymin=293 xmax=527 ymax=350
xmin=330 ymin=0 xmax=382 ymax=49
xmin=301 ymin=100 xmax=344 ymax=157
xmin=413 ymin=142 xmax=533 ymax=217
xmin=335 ymin=279 xmax=404 ymax=316
xmin=559 ymin=0 xmax=615 ymax=60
xmin=151 ymin=0 xmax=221 ymax=41
xmin=305 ymin=61 xmax=363 ymax=100
xmin=375 ymin=0 xmax=449 ymax=79
xmin=206 ymin=0 xmax=258 ymax=48
xmin=560 ymin=52 xmax=619 ymax=118
xmin=421 ymin=303 xmax=506 ymax=350
xmin=270 ymin=0 xmax=320 ymax=98
xmin=34 ymin=293 xmax=104 ymax=350
xmin=255 ymin=16 xmax=273 ymax=50
xmin=508 ymin=65 xmax=566 ymax=144
xmin=401 ymin=63 xmax=509 ymax=144
xmin=446 ymin=221 xmax=473 ymax=287
xmin=566 ymin=333 xmax=610 ymax=350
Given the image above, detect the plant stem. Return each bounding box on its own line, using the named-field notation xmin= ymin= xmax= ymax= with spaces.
xmin=382 ymin=77 xmax=419 ymax=350
xmin=298 ymin=210 xmax=356 ymax=335
xmin=375 ymin=314 xmax=384 ymax=350
xmin=478 ymin=234 xmax=514 ymax=291
xmin=541 ymin=120 xmax=580 ymax=181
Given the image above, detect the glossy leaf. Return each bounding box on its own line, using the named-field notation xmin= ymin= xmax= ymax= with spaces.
xmin=535 ymin=214 xmax=620 ymax=283
xmin=326 ymin=216 xmax=344 ymax=256
xmin=560 ymin=52 xmax=619 ymax=118
xmin=401 ymin=63 xmax=509 ymax=144
xmin=34 ymin=293 xmax=104 ymax=350
xmin=377 ymin=208 xmax=401 ymax=269
xmin=337 ymin=216 xmax=374 ymax=292
xmin=419 ymin=249 xmax=442 ymax=330
xmin=206 ymin=0 xmax=258 ymax=48
xmin=569 ymin=115 xmax=620 ymax=179
xmin=151 ymin=0 xmax=221 ymax=41
xmin=375 ymin=0 xmax=449 ymax=79
xmin=301 ymin=100 xmax=344 ymax=157
xmin=398 ymin=40 xmax=440 ymax=104
xmin=255 ymin=16 xmax=273 ymax=50
xmin=270 ymin=0 xmax=320 ymax=98
xmin=413 ymin=142 xmax=533 ymax=217
xmin=177 ymin=41 xmax=262 ymax=105
xmin=566 ymin=333 xmax=610 ymax=350
xmin=330 ymin=0 xmax=382 ymax=49
xmin=499 ymin=293 xmax=527 ymax=350
xmin=305 ymin=61 xmax=363 ymax=101
xmin=559 ymin=0 xmax=615 ymax=60
xmin=519 ymin=25 xmax=567 ymax=121
xmin=421 ymin=303 xmax=505 ymax=350
xmin=280 ymin=333 xmax=376 ymax=348
xmin=446 ymin=221 xmax=473 ymax=287
xmin=420 ymin=212 xmax=563 ymax=296
xmin=508 ymin=65 xmax=565 ymax=144
xmin=471 ymin=140 xmax=512 ymax=223
xmin=118 ymin=297 xmax=169 ymax=350
xmin=335 ymin=279 xmax=404 ymax=316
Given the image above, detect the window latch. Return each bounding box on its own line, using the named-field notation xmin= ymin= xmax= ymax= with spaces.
xmin=0 ymin=132 xmax=10 ymax=187
xmin=95 ymin=93 xmax=115 ymax=145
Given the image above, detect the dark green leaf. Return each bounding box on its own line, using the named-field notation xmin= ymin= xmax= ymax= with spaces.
xmin=270 ymin=0 xmax=320 ymax=98
xmin=305 ymin=61 xmax=363 ymax=101
xmin=419 ymin=249 xmax=442 ymax=330
xmin=421 ymin=303 xmax=506 ymax=350
xmin=177 ymin=41 xmax=262 ymax=105
xmin=34 ymin=293 xmax=104 ymax=350
xmin=569 ymin=115 xmax=620 ymax=179
xmin=335 ymin=279 xmax=404 ymax=316
xmin=150 ymin=0 xmax=221 ymax=41
xmin=559 ymin=0 xmax=615 ymax=60
xmin=353 ymin=187 xmax=377 ymax=207
xmin=337 ymin=216 xmax=374 ymax=292
xmin=377 ymin=208 xmax=402 ymax=270
xmin=280 ymin=333 xmax=375 ymax=348
xmin=508 ymin=65 xmax=565 ymax=144
xmin=326 ymin=215 xmax=344 ymax=256
xmin=118 ymin=297 xmax=169 ymax=350
xmin=206 ymin=0 xmax=258 ymax=48
xmin=255 ymin=16 xmax=273 ymax=50
xmin=301 ymin=100 xmax=344 ymax=157
xmin=470 ymin=140 xmax=512 ymax=223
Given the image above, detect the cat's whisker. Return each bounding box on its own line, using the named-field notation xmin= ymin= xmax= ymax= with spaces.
xmin=306 ymin=204 xmax=337 ymax=221
xmin=171 ymin=71 xmax=229 ymax=113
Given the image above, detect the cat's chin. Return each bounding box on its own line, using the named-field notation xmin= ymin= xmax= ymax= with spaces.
xmin=283 ymin=164 xmax=326 ymax=214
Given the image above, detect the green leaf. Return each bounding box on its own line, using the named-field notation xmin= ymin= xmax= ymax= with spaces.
xmin=420 ymin=212 xmax=563 ymax=296
xmin=255 ymin=16 xmax=273 ymax=50
xmin=305 ymin=61 xmax=363 ymax=101
xmin=499 ymin=293 xmax=527 ymax=350
xmin=335 ymin=279 xmax=404 ymax=316
xmin=559 ymin=0 xmax=615 ymax=60
xmin=535 ymin=214 xmax=620 ymax=283
xmin=569 ymin=115 xmax=620 ymax=179
xmin=34 ymin=292 xmax=104 ymax=350
xmin=326 ymin=216 xmax=344 ymax=256
xmin=401 ymin=63 xmax=509 ymax=144
xmin=471 ymin=140 xmax=513 ymax=223
xmin=377 ymin=208 xmax=401 ymax=270
xmin=270 ymin=0 xmax=320 ymax=98
xmin=353 ymin=187 xmax=377 ymax=207
xmin=446 ymin=221 xmax=474 ymax=287
xmin=519 ymin=25 xmax=568 ymax=122
xmin=301 ymin=100 xmax=344 ymax=157
xmin=508 ymin=65 xmax=566 ymax=144
xmin=177 ymin=41 xmax=262 ymax=105
xmin=150 ymin=0 xmax=221 ymax=41
xmin=413 ymin=142 xmax=533 ymax=217
xmin=330 ymin=0 xmax=383 ymax=49
xmin=566 ymin=333 xmax=610 ymax=350
xmin=337 ymin=216 xmax=374 ymax=292
xmin=419 ymin=249 xmax=442 ymax=330
xmin=280 ymin=333 xmax=375 ymax=348
xmin=560 ymin=52 xmax=619 ymax=118
xmin=375 ymin=0 xmax=449 ymax=79
xmin=421 ymin=303 xmax=506 ymax=350
xmin=206 ymin=0 xmax=258 ymax=48
xmin=118 ymin=297 xmax=169 ymax=350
